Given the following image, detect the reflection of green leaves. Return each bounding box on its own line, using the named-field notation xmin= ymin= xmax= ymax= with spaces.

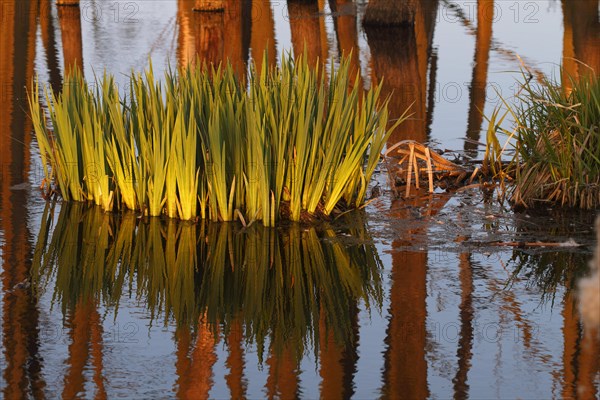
xmin=31 ymin=201 xmax=58 ymax=295
xmin=31 ymin=204 xmax=383 ymax=360
xmin=507 ymin=210 xmax=595 ymax=303
xmin=508 ymin=250 xmax=590 ymax=304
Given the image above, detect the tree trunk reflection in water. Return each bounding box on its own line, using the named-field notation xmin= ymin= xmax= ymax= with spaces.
xmin=317 ymin=0 xmax=330 ymax=62
xmin=288 ymin=0 xmax=322 ymax=66
xmin=251 ymin=0 xmax=277 ymax=70
xmin=465 ymin=0 xmax=494 ymax=157
xmin=363 ymin=0 xmax=418 ymax=27
xmin=562 ymin=288 xmax=599 ymax=400
xmin=223 ymin=0 xmax=252 ymax=77
xmin=175 ymin=316 xmax=218 ymax=399
xmin=452 ymin=253 xmax=474 ymax=399
xmin=62 ymin=299 xmax=106 ymax=399
xmin=225 ymin=319 xmax=247 ymax=399
xmin=318 ymin=303 xmax=359 ymax=399
xmin=578 ymin=328 xmax=600 ymax=400
xmin=561 ymin=0 xmax=600 ymax=92
xmin=1 ymin=0 xmax=45 ymax=398
xmin=266 ymin=343 xmax=300 ymax=400
xmin=365 ymin=0 xmax=438 ymax=145
xmin=382 ymin=192 xmax=449 ymax=399
xmin=58 ymin=2 xmax=83 ymax=73
xmin=194 ymin=0 xmax=224 ymax=11
xmin=179 ymin=0 xmax=200 ymax=67
xmin=57 ymin=0 xmax=80 ymax=5
xmin=194 ymin=9 xmax=225 ymax=67
xmin=329 ymin=0 xmax=362 ymax=89
xmin=40 ymin=0 xmax=63 ymax=92
xmin=384 ymin=249 xmax=428 ymax=399
xmin=180 ymin=0 xmax=251 ymax=76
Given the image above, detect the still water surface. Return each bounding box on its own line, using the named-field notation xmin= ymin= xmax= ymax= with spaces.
xmin=1 ymin=0 xmax=599 ymax=398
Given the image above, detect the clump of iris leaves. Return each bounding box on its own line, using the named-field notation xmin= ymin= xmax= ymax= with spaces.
xmin=30 ymin=52 xmax=405 ymax=226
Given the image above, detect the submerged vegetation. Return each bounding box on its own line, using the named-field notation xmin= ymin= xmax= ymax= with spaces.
xmin=29 ymin=53 xmax=404 ymax=226
xmin=485 ymin=71 xmax=600 ymax=209
xmin=32 ymin=202 xmax=383 ymax=358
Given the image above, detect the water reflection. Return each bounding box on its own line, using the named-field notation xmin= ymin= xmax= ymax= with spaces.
xmin=251 ymin=0 xmax=277 ymax=70
xmin=288 ymin=0 xmax=323 ymax=66
xmin=365 ymin=0 xmax=438 ymax=144
xmin=2 ymin=0 xmax=600 ymax=397
xmin=465 ymin=0 xmax=493 ymax=157
xmin=562 ymin=289 xmax=600 ymax=400
xmin=509 ymin=208 xmax=596 ymax=297
xmin=452 ymin=252 xmax=474 ymax=398
xmin=510 ymin=251 xmax=600 ymax=397
xmin=177 ymin=0 xmax=252 ymax=75
xmin=507 ymin=211 xmax=599 ymax=398
xmin=318 ymin=301 xmax=359 ymax=399
xmin=62 ymin=297 xmax=106 ymax=399
xmin=1 ymin=0 xmax=44 ymax=397
xmin=329 ymin=0 xmax=361 ymax=88
xmin=40 ymin=0 xmax=62 ymax=92
xmin=58 ymin=1 xmax=84 ymax=73
xmin=175 ymin=317 xmax=218 ymax=399
xmin=562 ymin=0 xmax=600 ymax=87
xmin=30 ymin=202 xmax=382 ymax=396
xmin=383 ymin=192 xmax=449 ymax=399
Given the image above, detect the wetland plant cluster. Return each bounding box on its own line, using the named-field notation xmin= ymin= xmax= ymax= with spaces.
xmin=486 ymin=72 xmax=600 ymax=209
xmin=30 ymin=54 xmax=402 ymax=226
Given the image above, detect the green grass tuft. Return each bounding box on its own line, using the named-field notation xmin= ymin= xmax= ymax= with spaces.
xmin=484 ymin=70 xmax=600 ymax=209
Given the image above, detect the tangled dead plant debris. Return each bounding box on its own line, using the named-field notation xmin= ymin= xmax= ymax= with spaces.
xmin=383 ymin=140 xmax=494 ymax=198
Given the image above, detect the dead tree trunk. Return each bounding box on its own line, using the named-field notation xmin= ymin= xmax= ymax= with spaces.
xmin=363 ymin=0 xmax=417 ymax=27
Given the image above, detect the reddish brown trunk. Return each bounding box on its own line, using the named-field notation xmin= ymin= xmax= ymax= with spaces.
xmin=193 ymin=8 xmax=225 ymax=67
xmin=57 ymin=0 xmax=79 ymax=5
xmin=329 ymin=0 xmax=362 ymax=89
xmin=250 ymin=0 xmax=277 ymax=70
xmin=465 ymin=0 xmax=494 ymax=155
xmin=1 ymin=1 xmax=44 ymax=395
xmin=363 ymin=0 xmax=418 ymax=27
xmin=562 ymin=0 xmax=600 ymax=88
xmin=225 ymin=320 xmax=247 ymax=399
xmin=266 ymin=344 xmax=300 ymax=400
xmin=194 ymin=0 xmax=224 ymax=11
xmin=58 ymin=4 xmax=83 ymax=74
xmin=288 ymin=0 xmax=322 ymax=66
